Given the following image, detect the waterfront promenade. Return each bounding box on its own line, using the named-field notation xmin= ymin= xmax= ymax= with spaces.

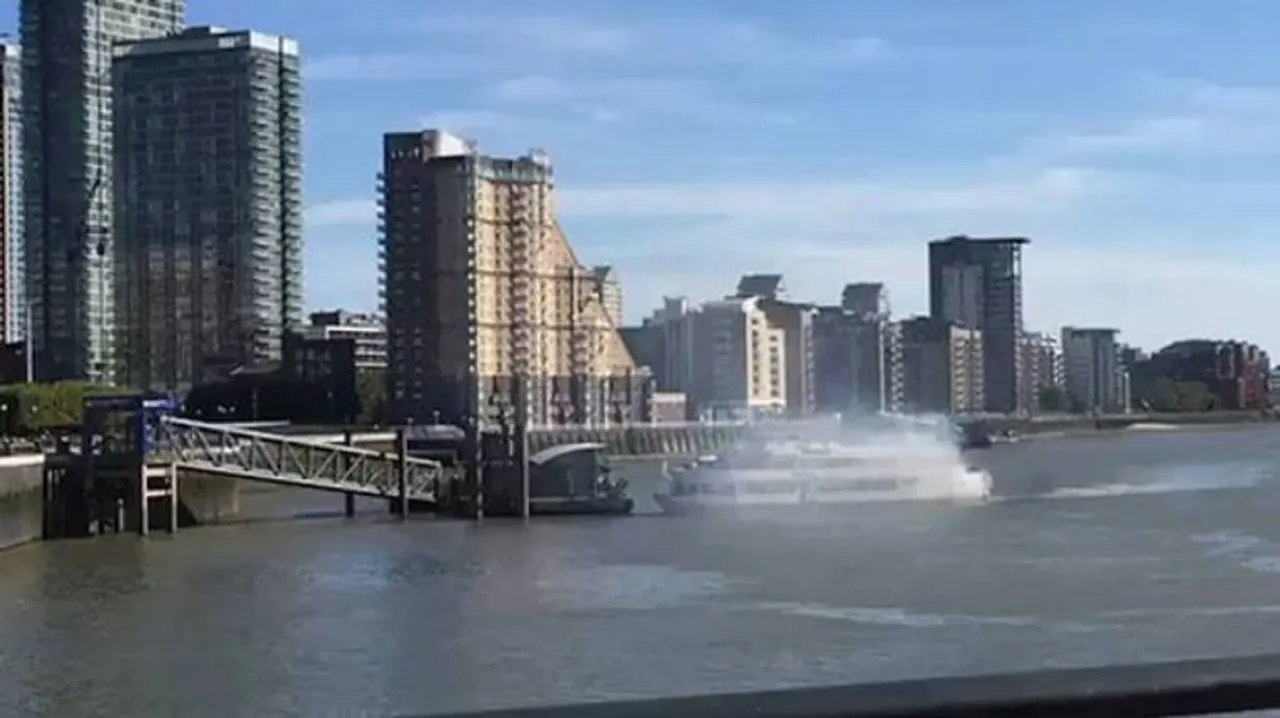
xmin=1 ymin=424 xmax=1280 ymax=715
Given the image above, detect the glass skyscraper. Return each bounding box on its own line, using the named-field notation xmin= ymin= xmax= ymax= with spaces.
xmin=19 ymin=0 xmax=185 ymax=382
xmin=113 ymin=27 xmax=303 ymax=392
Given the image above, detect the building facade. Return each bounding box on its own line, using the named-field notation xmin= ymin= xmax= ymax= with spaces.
xmin=1020 ymin=331 xmax=1064 ymax=411
xmin=590 ymin=266 xmax=622 ymax=327
xmin=1061 ymin=327 xmax=1127 ymax=413
xmin=0 ymin=43 xmax=20 ymax=343
xmin=619 ymin=297 xmax=700 ymax=418
xmin=733 ymin=274 xmax=814 ymax=416
xmin=112 ymin=27 xmax=303 ymax=392
xmin=304 ymin=310 xmax=387 ymax=371
xmin=20 ymin=0 xmax=185 ymax=382
xmin=379 ymin=130 xmax=644 ymax=425
xmin=1138 ymin=340 xmax=1270 ymax=411
xmin=841 ymin=282 xmax=890 ymax=318
xmin=688 ymin=297 xmax=786 ymax=419
xmin=900 ymin=316 xmax=984 ymax=414
xmin=928 ymin=235 xmax=1028 ymax=414
xmin=813 ymin=307 xmax=903 ymax=414
xmin=648 ymin=296 xmax=696 ymax=395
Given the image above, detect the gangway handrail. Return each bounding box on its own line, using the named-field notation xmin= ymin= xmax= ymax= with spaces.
xmin=155 ymin=416 xmax=442 ymax=467
xmin=407 ymin=652 xmax=1280 ymax=718
xmin=151 ymin=415 xmax=448 ymax=498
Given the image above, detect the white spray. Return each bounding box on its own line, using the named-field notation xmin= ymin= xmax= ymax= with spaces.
xmin=795 ymin=413 xmax=993 ymax=502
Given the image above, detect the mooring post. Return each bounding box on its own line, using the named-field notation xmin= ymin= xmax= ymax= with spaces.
xmin=396 ymin=427 xmax=409 ymax=520
xmin=515 ymin=374 xmax=531 ymax=520
xmin=137 ymin=461 xmax=149 ymax=537
xmin=472 ymin=415 xmax=485 ymax=521
xmin=167 ymin=463 xmax=179 ymax=534
xmin=343 ymin=430 xmax=355 ymax=518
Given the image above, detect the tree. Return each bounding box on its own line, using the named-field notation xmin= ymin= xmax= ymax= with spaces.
xmin=0 ymin=381 xmax=128 ymax=433
xmin=1037 ymin=386 xmax=1069 ymax=412
xmin=1144 ymin=377 xmax=1181 ymax=412
xmin=354 ymin=369 xmax=387 ymax=425
xmin=1131 ymin=378 xmax=1221 ymax=412
xmin=1173 ymin=381 xmax=1216 ymax=412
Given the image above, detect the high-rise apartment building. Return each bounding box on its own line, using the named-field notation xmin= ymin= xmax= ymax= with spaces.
xmin=733 ymin=274 xmax=814 ymax=416
xmin=841 ymin=282 xmax=890 ymax=318
xmin=812 ymin=282 xmax=904 ymax=415
xmin=379 ymin=130 xmax=644 ymax=425
xmin=0 ymin=43 xmax=21 ymax=343
xmin=20 ymin=0 xmax=185 ymax=382
xmin=623 ymin=296 xmax=696 ymax=396
xmin=1061 ymin=327 xmax=1127 ymax=413
xmin=688 ymin=297 xmax=786 ymax=419
xmin=112 ymin=27 xmax=302 ymax=392
xmin=928 ymin=235 xmax=1028 ymax=414
xmin=1019 ymin=331 xmax=1064 ymax=411
xmin=813 ymin=307 xmax=904 ymax=414
xmin=900 ymin=316 xmax=984 ymax=414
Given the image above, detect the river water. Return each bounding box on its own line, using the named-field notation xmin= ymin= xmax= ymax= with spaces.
xmin=3 ymin=425 xmax=1280 ymax=717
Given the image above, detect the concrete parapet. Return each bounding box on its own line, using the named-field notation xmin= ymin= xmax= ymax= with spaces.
xmin=0 ymin=454 xmax=47 ymax=550
xmin=527 ymin=424 xmax=748 ymax=457
xmin=967 ymin=410 xmax=1276 ymax=436
xmin=173 ymin=469 xmax=241 ymax=525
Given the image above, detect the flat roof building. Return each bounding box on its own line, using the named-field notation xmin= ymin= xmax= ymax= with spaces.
xmin=112 ymin=26 xmax=302 ymax=391
xmin=928 ymin=235 xmax=1029 ymax=414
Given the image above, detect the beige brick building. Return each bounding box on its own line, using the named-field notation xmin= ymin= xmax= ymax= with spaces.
xmin=378 ymin=130 xmax=645 ymax=426
xmin=689 ymin=297 xmax=787 ymax=420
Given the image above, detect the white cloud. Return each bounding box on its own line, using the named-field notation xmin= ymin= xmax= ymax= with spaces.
xmin=484 ymin=75 xmax=797 ymax=125
xmin=556 ymin=166 xmax=1120 ymax=219
xmin=313 ymin=11 xmax=888 ymax=84
xmin=306 ymin=157 xmax=1280 ymax=353
xmin=584 ymin=213 xmax=1279 ymax=354
xmin=303 ymin=52 xmax=501 ymax=81
xmin=301 ymin=63 xmax=1280 ymax=353
xmin=1019 ymin=78 xmax=1280 ymax=159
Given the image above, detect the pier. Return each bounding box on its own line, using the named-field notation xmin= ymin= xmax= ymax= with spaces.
xmin=1 ymin=403 xmax=1269 ymax=549
xmin=0 ymin=392 xmax=759 ymax=546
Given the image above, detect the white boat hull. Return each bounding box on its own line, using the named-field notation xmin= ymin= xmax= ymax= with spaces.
xmin=654 ymin=467 xmax=992 ymax=515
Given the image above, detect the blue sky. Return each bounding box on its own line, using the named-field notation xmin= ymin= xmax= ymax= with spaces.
xmin=17 ymin=0 xmax=1280 ymax=352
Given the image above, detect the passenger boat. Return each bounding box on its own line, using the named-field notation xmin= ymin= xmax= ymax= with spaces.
xmin=654 ymin=441 xmax=992 ymax=515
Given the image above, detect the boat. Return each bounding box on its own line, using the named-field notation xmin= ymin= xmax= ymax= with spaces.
xmin=654 ymin=441 xmax=992 ymax=515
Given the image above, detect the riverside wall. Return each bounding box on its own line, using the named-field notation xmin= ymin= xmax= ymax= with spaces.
xmin=0 ymin=455 xmax=243 ymax=550
xmin=278 ymin=412 xmax=1277 ymax=458
xmin=0 ymin=455 xmax=46 ymax=550
xmin=975 ymin=410 xmax=1276 ymax=436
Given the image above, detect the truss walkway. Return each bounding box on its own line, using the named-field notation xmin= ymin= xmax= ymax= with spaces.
xmin=149 ymin=416 xmax=445 ymax=499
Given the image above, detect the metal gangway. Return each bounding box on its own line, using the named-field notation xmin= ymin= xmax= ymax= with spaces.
xmin=149 ymin=415 xmax=446 ymax=500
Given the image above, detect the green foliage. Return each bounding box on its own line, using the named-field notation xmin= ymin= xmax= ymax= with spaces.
xmin=0 ymin=381 xmax=126 ymax=433
xmin=1036 ymin=386 xmax=1069 ymax=412
xmin=355 ymin=369 xmax=387 ymax=425
xmin=1133 ymin=377 xmax=1220 ymax=412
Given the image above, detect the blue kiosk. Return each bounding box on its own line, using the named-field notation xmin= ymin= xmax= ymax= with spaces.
xmin=80 ymin=392 xmax=177 ymax=459
xmin=78 ymin=392 xmax=179 ymax=535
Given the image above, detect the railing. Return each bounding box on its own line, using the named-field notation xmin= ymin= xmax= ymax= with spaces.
xmin=411 ymin=653 xmax=1280 ymax=717
xmin=152 ymin=416 xmax=445 ymax=498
